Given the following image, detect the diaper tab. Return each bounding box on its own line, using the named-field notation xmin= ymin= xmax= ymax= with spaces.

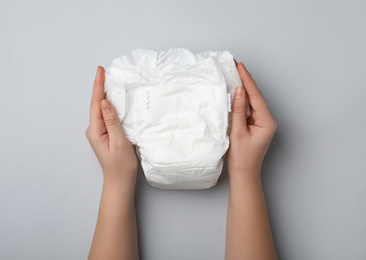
xmin=107 ymin=87 xmax=151 ymax=122
xmin=110 ymin=89 xmax=126 ymax=118
xmin=227 ymin=93 xmax=232 ymax=112
xmin=125 ymin=88 xmax=150 ymax=113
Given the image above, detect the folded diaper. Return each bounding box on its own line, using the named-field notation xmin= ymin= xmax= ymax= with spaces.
xmin=105 ymin=48 xmax=244 ymax=190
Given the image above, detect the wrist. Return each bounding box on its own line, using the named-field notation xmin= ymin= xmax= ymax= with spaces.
xmin=103 ymin=167 xmax=137 ymax=181
xmin=228 ymin=166 xmax=262 ymax=188
xmin=103 ymin=171 xmax=137 ymax=191
xmin=228 ymin=164 xmax=261 ymax=178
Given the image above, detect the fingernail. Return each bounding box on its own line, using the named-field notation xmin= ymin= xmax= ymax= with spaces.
xmin=101 ymin=100 xmax=111 ymax=111
xmin=235 ymin=86 xmax=244 ymax=98
xmin=96 ymin=66 xmax=100 ymax=77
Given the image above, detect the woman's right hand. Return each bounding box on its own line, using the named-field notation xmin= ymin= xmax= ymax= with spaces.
xmin=226 ymin=62 xmax=277 ymax=176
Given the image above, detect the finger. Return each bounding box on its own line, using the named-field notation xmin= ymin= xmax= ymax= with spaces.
xmin=230 ymin=86 xmax=248 ymax=136
xmin=90 ymin=66 xmax=105 ymax=125
xmin=100 ymin=99 xmax=126 ymax=150
xmin=237 ymin=63 xmax=271 ymax=117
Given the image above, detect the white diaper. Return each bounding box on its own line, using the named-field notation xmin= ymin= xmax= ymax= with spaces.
xmin=105 ymin=48 xmax=243 ymax=190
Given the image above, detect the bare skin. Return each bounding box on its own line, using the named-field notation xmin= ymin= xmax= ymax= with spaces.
xmin=86 ymin=67 xmax=139 ymax=260
xmin=86 ymin=62 xmax=278 ymax=260
xmin=225 ymin=62 xmax=278 ymax=260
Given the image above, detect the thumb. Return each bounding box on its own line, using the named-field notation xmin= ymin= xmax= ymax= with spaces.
xmin=231 ymin=86 xmax=248 ymax=135
xmin=100 ymin=99 xmax=125 ymax=147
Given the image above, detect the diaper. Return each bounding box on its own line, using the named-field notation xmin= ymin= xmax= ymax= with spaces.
xmin=105 ymin=48 xmax=243 ymax=190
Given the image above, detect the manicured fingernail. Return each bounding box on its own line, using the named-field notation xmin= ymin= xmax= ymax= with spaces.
xmin=235 ymin=86 xmax=244 ymax=98
xmin=101 ymin=100 xmax=111 ymax=111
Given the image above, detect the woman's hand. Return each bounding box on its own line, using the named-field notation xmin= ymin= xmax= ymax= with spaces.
xmin=86 ymin=66 xmax=138 ymax=182
xmin=227 ymin=62 xmax=277 ymax=176
xmin=87 ymin=67 xmax=139 ymax=260
xmin=225 ymin=62 xmax=278 ymax=260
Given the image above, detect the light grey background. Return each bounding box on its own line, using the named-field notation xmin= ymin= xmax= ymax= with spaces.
xmin=1 ymin=0 xmax=365 ymax=259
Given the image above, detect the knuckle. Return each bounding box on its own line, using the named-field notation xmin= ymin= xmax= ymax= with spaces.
xmin=85 ymin=128 xmax=91 ymax=139
xmin=270 ymin=117 xmax=277 ymax=127
xmin=85 ymin=127 xmax=98 ymax=142
xmin=104 ymin=116 xmax=120 ymax=127
xmin=231 ymin=103 xmax=246 ymax=114
xmin=268 ymin=118 xmax=277 ymax=132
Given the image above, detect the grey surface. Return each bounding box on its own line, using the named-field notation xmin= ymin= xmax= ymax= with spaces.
xmin=1 ymin=0 xmax=366 ymax=259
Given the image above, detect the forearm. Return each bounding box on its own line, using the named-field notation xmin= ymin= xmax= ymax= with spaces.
xmin=225 ymin=170 xmax=277 ymax=260
xmin=89 ymin=174 xmax=139 ymax=260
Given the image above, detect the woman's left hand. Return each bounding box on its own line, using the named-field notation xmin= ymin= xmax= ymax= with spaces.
xmin=86 ymin=66 xmax=138 ymax=182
